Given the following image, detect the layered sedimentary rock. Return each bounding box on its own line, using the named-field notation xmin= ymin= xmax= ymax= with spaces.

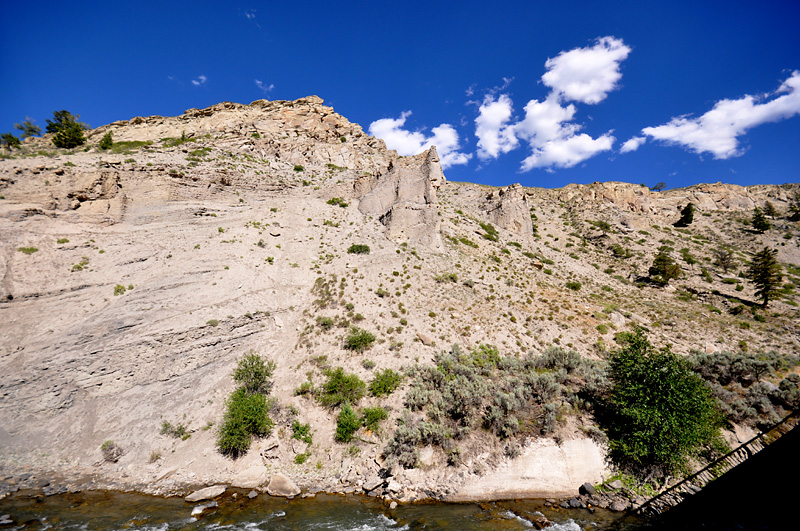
xmin=481 ymin=183 xmax=534 ymax=239
xmin=356 ymin=146 xmax=445 ymax=248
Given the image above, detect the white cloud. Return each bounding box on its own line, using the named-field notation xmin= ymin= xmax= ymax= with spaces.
xmin=514 ymin=96 xmax=579 ymax=146
xmin=368 ymin=112 xmax=472 ymax=169
xmin=542 ymin=36 xmax=631 ymax=104
xmin=191 ymin=75 xmax=207 ymax=86
xmin=475 ymin=94 xmax=519 ymax=160
xmin=471 ymin=36 xmax=628 ymax=171
xmin=641 ymin=71 xmax=800 ymax=158
xmin=620 ymin=136 xmax=646 ymax=153
xmin=520 ymin=133 xmax=615 ymax=170
xmin=245 ymin=9 xmax=256 ymax=20
xmin=255 ymin=79 xmax=274 ymax=94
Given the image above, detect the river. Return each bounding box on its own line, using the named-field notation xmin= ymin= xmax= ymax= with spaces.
xmin=0 ymin=489 xmax=646 ymax=530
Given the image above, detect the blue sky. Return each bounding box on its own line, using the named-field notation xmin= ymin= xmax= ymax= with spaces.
xmin=2 ymin=0 xmax=799 ymax=190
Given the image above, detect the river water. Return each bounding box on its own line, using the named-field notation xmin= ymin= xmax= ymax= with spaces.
xmin=0 ymin=490 xmax=647 ymax=530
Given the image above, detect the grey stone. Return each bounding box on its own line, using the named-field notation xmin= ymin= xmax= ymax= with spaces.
xmin=363 ymin=475 xmax=384 ymax=492
xmin=247 ymin=490 xmax=258 ymax=499
xmin=609 ymin=500 xmax=629 ymax=512
xmin=609 ymin=479 xmax=625 ymax=490
xmin=579 ymin=482 xmax=596 ymax=496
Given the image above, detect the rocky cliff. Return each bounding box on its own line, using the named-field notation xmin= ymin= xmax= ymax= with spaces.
xmin=0 ymin=97 xmax=798 ymax=502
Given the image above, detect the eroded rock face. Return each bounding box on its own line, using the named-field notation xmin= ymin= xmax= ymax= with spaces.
xmin=356 ymin=147 xmax=445 ymax=248
xmin=481 ymin=183 xmax=534 ymax=239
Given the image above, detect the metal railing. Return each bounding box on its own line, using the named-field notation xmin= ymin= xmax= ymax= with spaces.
xmin=633 ymin=409 xmax=799 ymax=516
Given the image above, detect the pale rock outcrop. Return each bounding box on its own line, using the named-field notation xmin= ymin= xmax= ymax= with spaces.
xmin=481 ymin=183 xmax=534 ymax=238
xmin=356 ymin=147 xmax=445 ymax=248
xmin=267 ymin=472 xmax=301 ymax=497
xmin=447 ymin=437 xmax=607 ymax=501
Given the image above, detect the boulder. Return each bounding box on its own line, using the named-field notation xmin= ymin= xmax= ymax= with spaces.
xmin=417 ymin=333 xmax=434 ymax=346
xmin=231 ymin=466 xmax=267 ymax=489
xmin=579 ymin=482 xmax=596 ymax=496
xmin=609 ymin=499 xmax=629 ymax=512
xmin=267 ymin=473 xmax=300 ymax=497
xmin=609 ymin=479 xmax=625 ymax=490
xmin=185 ymin=485 xmax=227 ymax=502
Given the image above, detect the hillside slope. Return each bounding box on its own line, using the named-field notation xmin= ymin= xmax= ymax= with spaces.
xmin=1 ymin=97 xmax=798 ymax=501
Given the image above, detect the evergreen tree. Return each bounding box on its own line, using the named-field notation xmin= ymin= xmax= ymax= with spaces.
xmin=751 ymin=207 xmax=771 ymax=233
xmin=788 ymin=192 xmax=800 ymax=222
xmin=763 ymin=201 xmax=778 ymax=219
xmin=674 ymin=202 xmax=695 ymax=227
xmin=47 ymin=110 xmax=88 ymax=149
xmin=1 ymin=133 xmax=21 ymax=149
xmin=649 ymin=246 xmax=681 ymax=286
xmin=651 ymin=182 xmax=667 ymax=192
xmin=713 ymin=247 xmax=736 ymax=274
xmin=13 ymin=117 xmax=41 ymax=138
xmin=747 ymin=247 xmax=782 ymax=308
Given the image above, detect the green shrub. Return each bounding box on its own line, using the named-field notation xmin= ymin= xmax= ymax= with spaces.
xmin=596 ymin=324 xmax=609 ymax=334
xmin=335 ymin=403 xmax=360 ymax=442
xmin=566 ymin=280 xmax=582 ymax=291
xmin=599 ymin=328 xmax=725 ymax=478
xmin=369 ymin=368 xmax=403 ymax=397
xmin=160 ymin=421 xmax=190 ymax=440
xmin=347 ymin=244 xmax=370 ymax=254
xmin=291 ymin=420 xmax=313 ymax=444
xmin=207 ymin=319 xmax=219 ymax=326
xmin=217 ymin=388 xmax=274 ymax=457
xmin=317 ymin=316 xmax=334 ymax=330
xmin=232 ymin=351 xmax=276 ymax=394
xmin=99 ymin=131 xmax=113 ymax=150
xmin=434 ymin=272 xmax=458 ymax=283
xmin=361 ymin=406 xmax=389 ymax=432
xmin=293 ymin=164 xmax=304 ymax=172
xmin=318 ymin=367 xmax=366 ymax=408
xmin=114 ymin=284 xmax=127 ymax=296
xmin=344 ymin=327 xmax=376 ymax=352
xmin=17 ymin=247 xmax=38 ymax=255
xmin=327 ymin=197 xmax=349 ymax=208
xmin=294 ymin=452 xmax=310 ymax=464
xmin=57 ymin=238 xmax=69 ymax=244
xmin=458 ymin=237 xmax=478 ymax=248
xmin=480 ymin=222 xmax=499 ymax=241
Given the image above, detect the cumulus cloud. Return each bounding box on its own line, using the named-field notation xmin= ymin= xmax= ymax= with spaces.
xmin=191 ymin=75 xmax=207 ymax=87
xmin=471 ymin=36 xmax=628 ymax=171
xmin=255 ymin=79 xmax=274 ymax=94
xmin=368 ymin=111 xmax=472 ymax=169
xmin=521 ymin=133 xmax=615 ymax=170
xmin=542 ymin=36 xmax=631 ymax=104
xmin=641 ymin=71 xmax=800 ymax=158
xmin=620 ymin=136 xmax=646 ymax=153
xmin=475 ymin=94 xmax=519 ymax=160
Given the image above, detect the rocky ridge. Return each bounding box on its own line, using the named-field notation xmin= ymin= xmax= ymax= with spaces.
xmin=1 ymin=97 xmax=798 ymax=504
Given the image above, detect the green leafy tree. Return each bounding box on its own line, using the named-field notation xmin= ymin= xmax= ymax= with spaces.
xmin=1 ymin=133 xmax=21 ymax=150
xmin=651 ymin=182 xmax=667 ymax=192
xmin=751 ymin=207 xmax=771 ymax=233
xmin=674 ymin=202 xmax=695 ymax=227
xmin=648 ymin=246 xmax=681 ymax=285
xmin=747 ymin=247 xmax=783 ymax=308
xmin=217 ymin=352 xmax=276 ymax=458
xmin=600 ymin=328 xmax=725 ymax=478
xmin=14 ymin=117 xmax=41 ymax=138
xmin=232 ymin=351 xmax=276 ymax=394
xmin=47 ymin=110 xmax=87 ymax=149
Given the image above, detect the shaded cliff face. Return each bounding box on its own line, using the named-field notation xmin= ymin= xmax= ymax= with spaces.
xmin=0 ymin=97 xmax=798 ymax=500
